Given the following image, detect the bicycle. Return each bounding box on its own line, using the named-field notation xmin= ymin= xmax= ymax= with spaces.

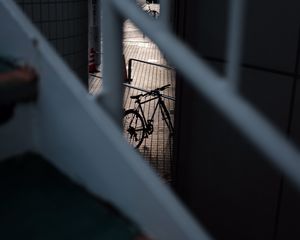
xmin=144 ymin=2 xmax=159 ymax=19
xmin=123 ymin=84 xmax=174 ymax=148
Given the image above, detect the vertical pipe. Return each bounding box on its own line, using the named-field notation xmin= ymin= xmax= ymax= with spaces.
xmin=88 ymin=0 xmax=93 ymax=49
xmin=95 ymin=0 xmax=101 ymax=66
xmin=128 ymin=59 xmax=132 ymax=82
xmin=160 ymin=0 xmax=171 ymax=29
xmin=226 ymin=0 xmax=246 ymax=91
xmin=100 ymin=0 xmax=123 ymax=125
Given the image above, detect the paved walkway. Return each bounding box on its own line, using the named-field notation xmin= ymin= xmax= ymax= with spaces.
xmin=89 ymin=6 xmax=176 ymax=183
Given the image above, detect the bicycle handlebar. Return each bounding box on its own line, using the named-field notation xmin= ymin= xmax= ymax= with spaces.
xmin=148 ymin=84 xmax=170 ymax=96
xmin=155 ymin=84 xmax=170 ymax=92
xmin=130 ymin=84 xmax=171 ymax=100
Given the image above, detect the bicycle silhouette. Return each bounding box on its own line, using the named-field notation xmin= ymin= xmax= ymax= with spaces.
xmin=123 ymin=84 xmax=174 ymax=148
xmin=145 ymin=5 xmax=159 ymax=19
xmin=141 ymin=1 xmax=159 ymax=19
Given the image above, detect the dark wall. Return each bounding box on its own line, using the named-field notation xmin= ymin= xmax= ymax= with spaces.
xmin=174 ymin=0 xmax=300 ymax=239
xmin=15 ymin=0 xmax=89 ymax=86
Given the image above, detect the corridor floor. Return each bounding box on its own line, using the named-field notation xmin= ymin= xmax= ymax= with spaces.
xmin=89 ymin=9 xmax=176 ymax=183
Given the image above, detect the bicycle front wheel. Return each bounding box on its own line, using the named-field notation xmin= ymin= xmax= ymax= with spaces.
xmin=123 ymin=109 xmax=145 ymax=148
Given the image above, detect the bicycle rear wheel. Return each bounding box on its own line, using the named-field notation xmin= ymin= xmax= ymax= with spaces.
xmin=123 ymin=109 xmax=145 ymax=148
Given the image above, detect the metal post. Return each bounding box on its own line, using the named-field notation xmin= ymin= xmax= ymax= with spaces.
xmin=128 ymin=58 xmax=132 ymax=82
xmin=94 ymin=0 xmax=101 ymax=66
xmin=99 ymin=0 xmax=123 ymax=124
xmin=160 ymin=0 xmax=170 ymax=29
xmin=226 ymin=0 xmax=246 ymax=91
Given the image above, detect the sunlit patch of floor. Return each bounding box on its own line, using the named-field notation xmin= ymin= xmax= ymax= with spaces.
xmin=89 ymin=16 xmax=176 ymax=184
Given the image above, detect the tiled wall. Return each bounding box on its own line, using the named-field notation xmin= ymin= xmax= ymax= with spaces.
xmin=15 ymin=0 xmax=88 ymax=84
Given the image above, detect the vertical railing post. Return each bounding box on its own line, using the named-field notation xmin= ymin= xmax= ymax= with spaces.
xmin=95 ymin=0 xmax=101 ymax=67
xmin=99 ymin=0 xmax=123 ymax=125
xmin=226 ymin=0 xmax=246 ymax=91
xmin=128 ymin=58 xmax=132 ymax=82
xmin=160 ymin=0 xmax=171 ymax=29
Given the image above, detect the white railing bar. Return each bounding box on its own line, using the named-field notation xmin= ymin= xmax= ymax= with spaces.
xmin=226 ymin=0 xmax=246 ymax=90
xmin=112 ymin=0 xmax=300 ymax=188
xmin=100 ymin=0 xmax=123 ymax=124
xmin=160 ymin=0 xmax=170 ymax=29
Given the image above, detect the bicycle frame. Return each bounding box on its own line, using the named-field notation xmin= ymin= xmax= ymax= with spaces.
xmin=134 ymin=94 xmax=174 ymax=136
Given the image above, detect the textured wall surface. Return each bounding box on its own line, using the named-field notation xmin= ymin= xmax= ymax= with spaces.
xmin=174 ymin=0 xmax=300 ymax=239
xmin=15 ymin=0 xmax=88 ymax=84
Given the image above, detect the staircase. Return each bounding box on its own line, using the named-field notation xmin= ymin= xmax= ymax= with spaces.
xmin=0 ymin=1 xmax=209 ymax=240
xmin=3 ymin=0 xmax=300 ymax=239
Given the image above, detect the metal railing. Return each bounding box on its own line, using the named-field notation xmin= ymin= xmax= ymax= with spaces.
xmin=104 ymin=0 xmax=300 ymax=187
xmin=0 ymin=1 xmax=212 ymax=239
xmin=127 ymin=58 xmax=174 ymax=83
xmin=101 ymin=0 xmax=300 ymax=237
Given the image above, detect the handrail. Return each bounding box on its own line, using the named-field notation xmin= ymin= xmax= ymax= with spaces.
xmin=89 ymin=75 xmax=175 ymax=101
xmin=127 ymin=57 xmax=174 ymax=82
